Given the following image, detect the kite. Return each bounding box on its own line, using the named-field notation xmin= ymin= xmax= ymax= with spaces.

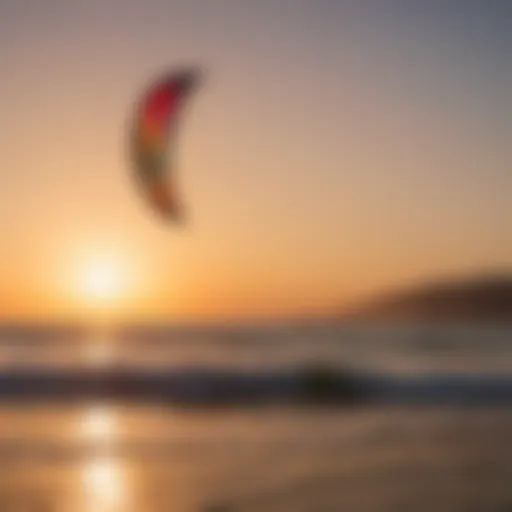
xmin=128 ymin=68 xmax=202 ymax=222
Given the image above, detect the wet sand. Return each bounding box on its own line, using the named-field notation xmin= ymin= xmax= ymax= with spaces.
xmin=0 ymin=405 xmax=510 ymax=511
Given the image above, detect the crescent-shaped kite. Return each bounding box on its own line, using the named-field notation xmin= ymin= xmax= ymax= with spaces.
xmin=129 ymin=68 xmax=202 ymax=223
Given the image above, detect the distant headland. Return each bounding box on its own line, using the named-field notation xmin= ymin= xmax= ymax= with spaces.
xmin=349 ymin=272 xmax=512 ymax=324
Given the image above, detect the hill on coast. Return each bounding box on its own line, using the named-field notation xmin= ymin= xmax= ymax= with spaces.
xmin=351 ymin=272 xmax=512 ymax=324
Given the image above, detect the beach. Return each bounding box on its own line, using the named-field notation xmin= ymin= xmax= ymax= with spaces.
xmin=0 ymin=404 xmax=510 ymax=511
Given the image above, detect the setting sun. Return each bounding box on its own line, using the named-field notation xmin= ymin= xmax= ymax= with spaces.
xmin=68 ymin=250 xmax=135 ymax=316
xmin=44 ymin=240 xmax=153 ymax=321
xmin=83 ymin=261 xmax=121 ymax=302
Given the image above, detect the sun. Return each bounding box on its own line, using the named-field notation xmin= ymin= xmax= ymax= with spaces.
xmin=59 ymin=243 xmax=143 ymax=320
xmin=77 ymin=255 xmax=129 ymax=311
xmin=84 ymin=262 xmax=120 ymax=301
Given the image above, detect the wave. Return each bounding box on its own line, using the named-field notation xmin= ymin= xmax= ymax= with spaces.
xmin=0 ymin=364 xmax=509 ymax=407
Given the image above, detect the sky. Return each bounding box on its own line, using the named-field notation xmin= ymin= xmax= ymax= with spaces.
xmin=0 ymin=0 xmax=510 ymax=321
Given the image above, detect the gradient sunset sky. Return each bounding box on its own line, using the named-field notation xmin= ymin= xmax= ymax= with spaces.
xmin=0 ymin=0 xmax=510 ymax=321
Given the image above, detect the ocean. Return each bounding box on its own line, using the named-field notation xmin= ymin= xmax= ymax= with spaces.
xmin=0 ymin=323 xmax=510 ymax=511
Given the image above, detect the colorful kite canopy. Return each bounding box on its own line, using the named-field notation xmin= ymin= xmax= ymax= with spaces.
xmin=129 ymin=69 xmax=201 ymax=222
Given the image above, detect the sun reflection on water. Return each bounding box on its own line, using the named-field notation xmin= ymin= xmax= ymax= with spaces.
xmin=77 ymin=405 xmax=127 ymax=512
xmin=82 ymin=405 xmax=115 ymax=439
xmin=83 ymin=457 xmax=124 ymax=512
xmin=83 ymin=340 xmax=116 ymax=369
